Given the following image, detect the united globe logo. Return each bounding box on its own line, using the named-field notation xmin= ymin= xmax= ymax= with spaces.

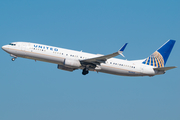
xmin=142 ymin=51 xmax=164 ymax=68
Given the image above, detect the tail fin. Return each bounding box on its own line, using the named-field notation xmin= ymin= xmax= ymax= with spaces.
xmin=142 ymin=40 xmax=176 ymax=68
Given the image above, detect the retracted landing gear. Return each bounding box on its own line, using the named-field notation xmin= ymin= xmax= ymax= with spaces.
xmin=82 ymin=68 xmax=89 ymax=75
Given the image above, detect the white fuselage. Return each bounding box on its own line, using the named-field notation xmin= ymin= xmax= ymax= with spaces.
xmin=2 ymin=42 xmax=163 ymax=77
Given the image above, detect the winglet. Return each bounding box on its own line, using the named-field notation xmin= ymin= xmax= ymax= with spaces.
xmin=118 ymin=43 xmax=128 ymax=57
xmin=119 ymin=43 xmax=128 ymax=52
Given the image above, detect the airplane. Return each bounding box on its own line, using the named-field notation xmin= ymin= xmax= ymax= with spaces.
xmin=2 ymin=39 xmax=176 ymax=77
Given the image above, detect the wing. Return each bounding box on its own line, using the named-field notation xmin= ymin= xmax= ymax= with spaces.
xmin=80 ymin=43 xmax=128 ymax=65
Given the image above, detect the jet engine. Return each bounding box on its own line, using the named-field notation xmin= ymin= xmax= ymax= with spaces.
xmin=57 ymin=64 xmax=75 ymax=72
xmin=57 ymin=58 xmax=81 ymax=72
xmin=63 ymin=58 xmax=81 ymax=68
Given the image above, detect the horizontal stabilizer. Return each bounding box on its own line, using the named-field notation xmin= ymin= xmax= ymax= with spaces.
xmin=153 ymin=66 xmax=177 ymax=71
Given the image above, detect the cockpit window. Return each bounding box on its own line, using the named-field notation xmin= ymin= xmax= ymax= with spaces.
xmin=9 ymin=43 xmax=16 ymax=46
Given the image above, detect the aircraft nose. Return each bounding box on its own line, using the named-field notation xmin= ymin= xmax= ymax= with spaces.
xmin=2 ymin=46 xmax=5 ymax=50
xmin=2 ymin=45 xmax=7 ymax=51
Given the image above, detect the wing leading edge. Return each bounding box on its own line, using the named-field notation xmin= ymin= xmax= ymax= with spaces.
xmin=80 ymin=43 xmax=128 ymax=64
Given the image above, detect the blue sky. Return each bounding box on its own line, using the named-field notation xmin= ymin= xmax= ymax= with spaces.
xmin=0 ymin=0 xmax=180 ymax=120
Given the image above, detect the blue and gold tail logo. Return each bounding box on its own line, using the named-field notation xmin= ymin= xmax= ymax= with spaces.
xmin=142 ymin=51 xmax=164 ymax=68
xmin=142 ymin=40 xmax=176 ymax=68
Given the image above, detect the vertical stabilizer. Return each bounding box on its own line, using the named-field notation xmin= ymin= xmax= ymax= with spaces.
xmin=142 ymin=40 xmax=176 ymax=68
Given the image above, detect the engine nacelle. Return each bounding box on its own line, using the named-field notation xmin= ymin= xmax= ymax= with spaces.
xmin=63 ymin=58 xmax=81 ymax=68
xmin=57 ymin=64 xmax=74 ymax=72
